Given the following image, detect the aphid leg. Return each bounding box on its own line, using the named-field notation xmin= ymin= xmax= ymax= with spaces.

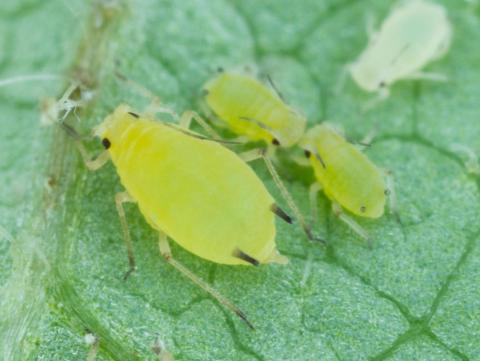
xmin=157 ymin=232 xmax=254 ymax=330
xmin=262 ymin=153 xmax=324 ymax=243
xmin=144 ymin=102 xmax=178 ymax=120
xmin=404 ymin=72 xmax=448 ymax=82
xmin=178 ymin=110 xmax=222 ymax=139
xmin=60 ymin=122 xmax=111 ymax=171
xmin=238 ymin=148 xmax=322 ymax=242
xmin=450 ymin=143 xmax=480 ymax=175
xmin=84 ymin=333 xmax=99 ymax=361
xmin=365 ymin=12 xmax=379 ymax=40
xmin=115 ymin=191 xmax=137 ymax=280
xmin=152 ymin=336 xmax=174 ymax=361
xmin=350 ymin=130 xmax=377 ymax=151
xmin=309 ymin=183 xmax=322 ymax=226
xmin=332 ymin=202 xmax=371 ymax=247
xmin=300 ymin=252 xmax=314 ymax=288
xmin=75 ymin=140 xmax=111 ymax=171
xmin=292 ymin=155 xmax=311 ymax=167
xmin=83 ymin=149 xmax=110 ymax=171
xmin=383 ymin=169 xmax=398 ymax=216
xmin=359 ymin=129 xmax=376 ymax=148
xmin=334 ymin=64 xmax=352 ymax=95
xmin=363 ymin=87 xmax=390 ymax=111
xmin=238 ymin=148 xmax=264 ymax=162
xmin=228 ymin=135 xmax=250 ymax=144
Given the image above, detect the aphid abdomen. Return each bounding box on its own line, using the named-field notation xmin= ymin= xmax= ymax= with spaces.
xmin=305 ymin=124 xmax=385 ymax=218
xmin=110 ymin=120 xmax=278 ymax=265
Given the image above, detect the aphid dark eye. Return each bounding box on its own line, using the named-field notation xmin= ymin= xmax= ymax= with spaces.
xmin=128 ymin=111 xmax=139 ymax=118
xmin=304 ymin=150 xmax=311 ymax=158
xmin=379 ymin=81 xmax=386 ymax=88
xmin=272 ymin=138 xmax=281 ymax=146
xmin=360 ymin=206 xmax=366 ymax=213
xmin=384 ymin=189 xmax=390 ymax=196
xmin=102 ymin=138 xmax=111 ymax=149
xmin=217 ymin=66 xmax=224 ymax=73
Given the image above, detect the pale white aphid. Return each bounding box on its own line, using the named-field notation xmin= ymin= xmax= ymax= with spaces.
xmin=84 ymin=333 xmax=99 ymax=361
xmin=347 ymin=0 xmax=452 ymax=103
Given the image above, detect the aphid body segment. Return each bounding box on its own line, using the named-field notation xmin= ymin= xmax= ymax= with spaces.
xmin=301 ymin=124 xmax=385 ymax=218
xmin=95 ymin=104 xmax=287 ymax=265
xmin=202 ymin=72 xmax=306 ymax=147
xmin=350 ymin=0 xmax=452 ymax=94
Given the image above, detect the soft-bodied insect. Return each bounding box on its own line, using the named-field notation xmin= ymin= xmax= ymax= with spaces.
xmin=70 ymin=103 xmax=291 ymax=329
xmin=300 ymin=123 xmax=393 ymax=242
xmin=343 ymin=0 xmax=452 ymax=106
xmin=201 ymin=70 xmax=317 ymax=241
xmin=202 ymin=70 xmax=306 ymax=148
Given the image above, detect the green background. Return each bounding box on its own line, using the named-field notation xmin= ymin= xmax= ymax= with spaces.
xmin=1 ymin=0 xmax=480 ymax=360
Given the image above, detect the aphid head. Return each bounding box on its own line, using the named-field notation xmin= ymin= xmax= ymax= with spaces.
xmin=271 ymin=109 xmax=307 ymax=147
xmin=350 ymin=61 xmax=389 ymax=93
xmin=94 ymin=104 xmax=138 ymax=150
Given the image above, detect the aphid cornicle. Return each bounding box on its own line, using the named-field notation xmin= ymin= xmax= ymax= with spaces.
xmin=300 ymin=124 xmax=388 ymax=241
xmin=201 ymin=70 xmax=318 ymax=242
xmin=79 ymin=104 xmax=290 ymax=328
xmin=347 ymin=0 xmax=452 ymax=102
xmin=202 ymin=71 xmax=306 ymax=148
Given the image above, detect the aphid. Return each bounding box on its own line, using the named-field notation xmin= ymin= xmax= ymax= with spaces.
xmin=84 ymin=332 xmax=99 ymax=361
xmin=345 ymin=0 xmax=452 ymax=104
xmin=72 ymin=103 xmax=290 ymax=329
xmin=152 ymin=336 xmax=174 ymax=361
xmin=201 ymin=70 xmax=317 ymax=241
xmin=202 ymin=71 xmax=306 ymax=148
xmin=300 ymin=123 xmax=391 ymax=241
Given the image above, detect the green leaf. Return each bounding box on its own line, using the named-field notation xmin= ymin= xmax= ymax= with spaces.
xmin=1 ymin=0 xmax=480 ymax=360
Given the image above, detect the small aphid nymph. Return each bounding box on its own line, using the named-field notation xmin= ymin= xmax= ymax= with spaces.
xmin=347 ymin=0 xmax=452 ymax=101
xmin=301 ymin=124 xmax=388 ymax=241
xmin=202 ymin=71 xmax=306 ymax=147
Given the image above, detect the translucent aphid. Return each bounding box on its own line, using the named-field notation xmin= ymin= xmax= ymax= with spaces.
xmin=345 ymin=0 xmax=452 ymax=106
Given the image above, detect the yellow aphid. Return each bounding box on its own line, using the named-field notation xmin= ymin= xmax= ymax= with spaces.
xmin=301 ymin=124 xmax=386 ymax=240
xmin=202 ymin=71 xmax=306 ymax=147
xmin=96 ymin=105 xmax=287 ymax=265
xmin=80 ymin=104 xmax=291 ymax=328
xmin=349 ymin=0 xmax=451 ymax=99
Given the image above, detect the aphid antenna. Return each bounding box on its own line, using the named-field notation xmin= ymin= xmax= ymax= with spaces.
xmin=363 ymin=87 xmax=390 ymax=112
xmin=264 ymin=73 xmax=286 ymax=103
xmin=237 ymin=116 xmax=283 ymax=143
xmin=162 ymin=122 xmax=242 ymax=145
xmin=383 ymin=169 xmax=398 ymax=216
